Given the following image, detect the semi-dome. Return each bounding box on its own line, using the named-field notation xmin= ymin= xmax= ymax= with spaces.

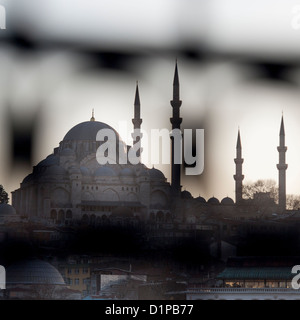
xmin=221 ymin=197 xmax=235 ymax=205
xmin=0 ymin=203 xmax=16 ymax=215
xmin=80 ymin=166 xmax=90 ymax=176
xmin=94 ymin=166 xmax=117 ymax=177
xmin=149 ymin=168 xmax=165 ymax=180
xmin=60 ymin=148 xmax=75 ymax=156
xmin=63 ymin=121 xmax=121 ymax=142
xmin=207 ymin=197 xmax=220 ymax=205
xmin=37 ymin=154 xmax=59 ymax=167
xmin=136 ymin=165 xmax=150 ymax=177
xmin=45 ymin=165 xmax=67 ymax=176
xmin=120 ymin=167 xmax=135 ymax=177
xmin=6 ymin=259 xmax=65 ymax=285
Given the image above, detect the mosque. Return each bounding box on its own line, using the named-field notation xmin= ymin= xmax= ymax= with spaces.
xmin=10 ymin=63 xmax=184 ymax=225
xmin=9 ymin=62 xmax=288 ymax=226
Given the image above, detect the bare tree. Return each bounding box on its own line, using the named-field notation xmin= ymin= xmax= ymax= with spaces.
xmin=286 ymin=194 xmax=300 ymax=210
xmin=243 ymin=179 xmax=278 ymax=202
xmin=243 ymin=179 xmax=300 ymax=210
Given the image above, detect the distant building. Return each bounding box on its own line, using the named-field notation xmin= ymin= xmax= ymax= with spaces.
xmin=90 ymin=267 xmax=147 ymax=299
xmin=186 ymin=256 xmax=300 ymax=300
xmin=59 ymin=261 xmax=91 ymax=297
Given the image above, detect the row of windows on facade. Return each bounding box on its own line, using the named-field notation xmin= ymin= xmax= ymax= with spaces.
xmin=67 ymin=267 xmax=89 ymax=274
xmin=50 ymin=184 xmax=138 ymax=192
xmin=50 ymin=209 xmax=72 ymax=220
xmin=81 ymin=185 xmax=138 ymax=192
xmin=82 ymin=206 xmax=139 ymax=212
xmin=66 ymin=278 xmax=90 ymax=286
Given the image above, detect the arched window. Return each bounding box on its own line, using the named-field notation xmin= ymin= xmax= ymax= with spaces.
xmin=66 ymin=210 xmax=72 ymax=219
xmin=149 ymin=212 xmax=155 ymax=221
xmin=58 ymin=210 xmax=65 ymax=223
xmin=166 ymin=212 xmax=172 ymax=222
xmin=50 ymin=209 xmax=57 ymax=220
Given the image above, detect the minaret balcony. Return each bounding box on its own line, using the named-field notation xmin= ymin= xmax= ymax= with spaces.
xmin=277 ymin=164 xmax=288 ymax=170
xmin=234 ymin=158 xmax=244 ymax=164
xmin=234 ymin=174 xmax=244 ymax=180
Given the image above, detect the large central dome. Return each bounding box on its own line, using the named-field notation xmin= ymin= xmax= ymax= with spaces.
xmin=63 ymin=121 xmax=121 ymax=142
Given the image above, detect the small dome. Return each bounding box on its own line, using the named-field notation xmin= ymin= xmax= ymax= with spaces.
xmin=0 ymin=203 xmax=16 ymax=215
xmin=80 ymin=166 xmax=90 ymax=176
xmin=94 ymin=166 xmax=117 ymax=177
xmin=221 ymin=197 xmax=235 ymax=205
xmin=37 ymin=154 xmax=59 ymax=167
xmin=120 ymin=167 xmax=135 ymax=177
xmin=207 ymin=197 xmax=220 ymax=205
xmin=60 ymin=148 xmax=75 ymax=156
xmin=181 ymin=190 xmax=192 ymax=199
xmin=6 ymin=259 xmax=65 ymax=285
xmin=195 ymin=196 xmax=206 ymax=203
xmin=149 ymin=168 xmax=165 ymax=180
xmin=136 ymin=165 xmax=150 ymax=177
xmin=68 ymin=166 xmax=81 ymax=174
xmin=45 ymin=165 xmax=67 ymax=176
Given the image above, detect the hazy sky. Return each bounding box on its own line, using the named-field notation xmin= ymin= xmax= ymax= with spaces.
xmin=1 ymin=0 xmax=300 ymax=202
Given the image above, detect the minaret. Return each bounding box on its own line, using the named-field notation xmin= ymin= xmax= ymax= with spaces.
xmin=277 ymin=115 xmax=287 ymax=212
xmin=170 ymin=61 xmax=182 ymax=196
xmin=132 ymin=82 xmax=142 ymax=161
xmin=234 ymin=129 xmax=244 ymax=204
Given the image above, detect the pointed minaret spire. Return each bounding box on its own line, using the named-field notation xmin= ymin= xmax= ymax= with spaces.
xmin=90 ymin=108 xmax=95 ymax=121
xmin=173 ymin=60 xmax=180 ymax=101
xmin=170 ymin=60 xmax=182 ymax=197
xmin=132 ymin=82 xmax=142 ymax=161
xmin=277 ymin=115 xmax=287 ymax=212
xmin=280 ymin=114 xmax=285 ymax=137
xmin=234 ymin=128 xmax=244 ymax=204
xmin=134 ymin=81 xmax=140 ymax=119
xmin=236 ymin=129 xmax=241 ymax=149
